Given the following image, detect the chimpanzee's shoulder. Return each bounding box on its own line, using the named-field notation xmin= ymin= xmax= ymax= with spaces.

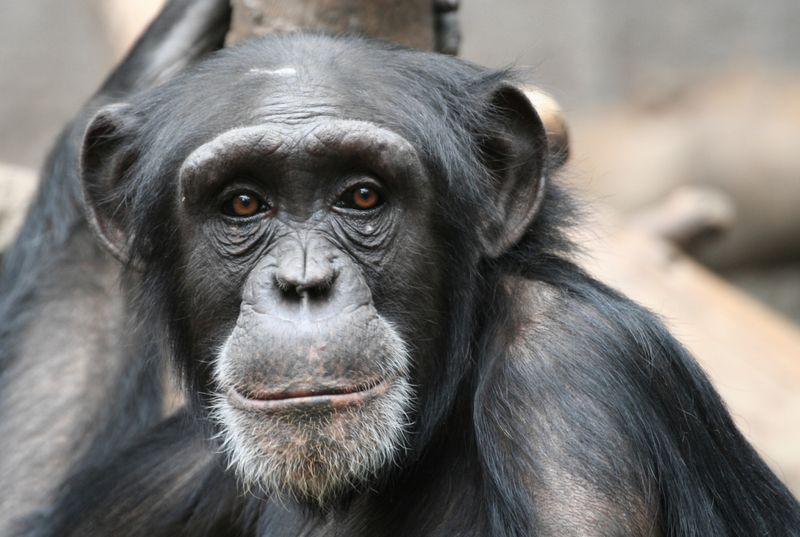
xmin=502 ymin=270 xmax=685 ymax=379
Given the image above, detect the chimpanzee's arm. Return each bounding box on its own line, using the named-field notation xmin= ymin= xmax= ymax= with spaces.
xmin=474 ymin=265 xmax=800 ymax=536
xmin=22 ymin=412 xmax=250 ymax=537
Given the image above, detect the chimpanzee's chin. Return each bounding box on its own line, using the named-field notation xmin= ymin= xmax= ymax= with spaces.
xmin=214 ymin=375 xmax=413 ymax=506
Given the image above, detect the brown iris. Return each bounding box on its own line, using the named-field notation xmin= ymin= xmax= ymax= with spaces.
xmin=223 ymin=191 xmax=264 ymax=218
xmin=232 ymin=194 xmax=258 ymax=216
xmin=352 ymin=187 xmax=380 ymax=210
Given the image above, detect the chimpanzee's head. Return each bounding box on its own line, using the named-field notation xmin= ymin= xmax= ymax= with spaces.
xmin=79 ymin=34 xmax=553 ymax=505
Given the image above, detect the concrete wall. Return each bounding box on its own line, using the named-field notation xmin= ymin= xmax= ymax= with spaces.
xmin=461 ymin=0 xmax=800 ymax=109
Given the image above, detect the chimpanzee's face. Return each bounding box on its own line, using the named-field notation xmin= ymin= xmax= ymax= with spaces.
xmin=80 ymin=35 xmax=549 ymax=508
xmin=173 ymin=114 xmax=446 ymax=504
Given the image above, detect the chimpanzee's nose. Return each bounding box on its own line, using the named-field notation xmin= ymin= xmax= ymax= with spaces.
xmin=243 ymin=235 xmax=371 ymax=322
xmin=272 ymin=236 xmax=338 ymax=303
xmin=274 ymin=252 xmax=337 ymax=301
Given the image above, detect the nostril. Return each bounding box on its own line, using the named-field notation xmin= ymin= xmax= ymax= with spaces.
xmin=274 ymin=269 xmax=337 ymax=302
xmin=297 ymin=281 xmax=329 ymax=300
xmin=274 ymin=274 xmax=304 ymax=302
xmin=295 ymin=271 xmax=336 ymax=300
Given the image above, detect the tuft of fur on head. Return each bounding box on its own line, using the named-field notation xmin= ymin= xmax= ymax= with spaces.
xmin=210 ymin=319 xmax=414 ymax=507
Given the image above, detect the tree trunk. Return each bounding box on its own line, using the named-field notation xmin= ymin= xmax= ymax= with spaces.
xmin=228 ymin=0 xmax=433 ymax=49
xmin=227 ymin=0 xmax=460 ymax=54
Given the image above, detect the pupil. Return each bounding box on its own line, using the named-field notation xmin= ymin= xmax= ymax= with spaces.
xmin=239 ymin=195 xmax=251 ymax=206
xmin=358 ymin=189 xmax=370 ymax=200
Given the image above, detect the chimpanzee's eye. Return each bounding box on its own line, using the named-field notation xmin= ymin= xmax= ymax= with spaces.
xmin=338 ymin=186 xmax=383 ymax=211
xmin=221 ymin=191 xmax=268 ymax=218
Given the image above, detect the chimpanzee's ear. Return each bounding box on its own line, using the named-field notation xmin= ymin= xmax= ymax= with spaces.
xmin=521 ymin=85 xmax=570 ymax=171
xmin=80 ymin=103 xmax=139 ymax=266
xmin=478 ymin=84 xmax=569 ymax=258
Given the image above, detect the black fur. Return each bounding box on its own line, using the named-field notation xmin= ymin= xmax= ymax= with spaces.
xmin=0 ymin=1 xmax=230 ymax=534
xmin=23 ymin=33 xmax=800 ymax=537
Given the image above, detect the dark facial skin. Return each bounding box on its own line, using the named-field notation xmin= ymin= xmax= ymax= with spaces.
xmin=171 ymin=118 xmax=446 ymax=502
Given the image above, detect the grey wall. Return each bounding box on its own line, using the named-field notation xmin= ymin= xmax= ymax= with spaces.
xmin=0 ymin=0 xmax=111 ymax=168
xmin=460 ymin=0 xmax=800 ymax=110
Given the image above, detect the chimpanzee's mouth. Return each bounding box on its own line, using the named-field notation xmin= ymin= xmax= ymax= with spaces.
xmin=228 ymin=378 xmax=389 ymax=410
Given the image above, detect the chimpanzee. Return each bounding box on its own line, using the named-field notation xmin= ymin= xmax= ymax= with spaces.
xmin=0 ymin=1 xmax=230 ymax=534
xmin=26 ymin=33 xmax=800 ymax=537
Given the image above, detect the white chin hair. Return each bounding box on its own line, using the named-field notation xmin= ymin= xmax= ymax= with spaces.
xmin=213 ymin=376 xmax=413 ymax=505
xmin=211 ymin=322 xmax=413 ymax=506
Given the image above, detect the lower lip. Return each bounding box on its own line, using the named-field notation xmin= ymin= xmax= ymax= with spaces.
xmin=228 ymin=380 xmax=390 ymax=411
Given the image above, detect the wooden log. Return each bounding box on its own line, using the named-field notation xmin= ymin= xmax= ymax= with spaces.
xmin=227 ymin=0 xmax=435 ymax=50
xmin=572 ymin=71 xmax=800 ymax=269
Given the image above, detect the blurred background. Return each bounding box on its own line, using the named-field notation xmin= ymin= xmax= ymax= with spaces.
xmin=0 ymin=0 xmax=798 ymax=492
